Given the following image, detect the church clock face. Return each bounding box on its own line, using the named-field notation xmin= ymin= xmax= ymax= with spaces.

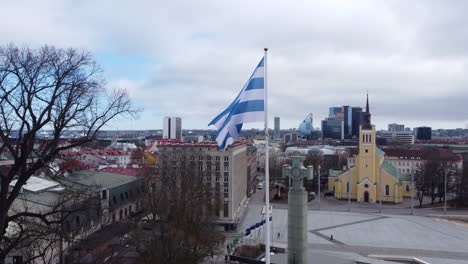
xmin=291 ymin=167 xmax=302 ymax=180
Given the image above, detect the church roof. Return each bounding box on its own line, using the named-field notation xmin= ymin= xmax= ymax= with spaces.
xmin=381 ymin=160 xmax=409 ymax=182
xmin=329 ymin=169 xmax=345 ymax=177
xmin=357 ymin=177 xmax=376 ymax=185
xmin=376 ymin=147 xmax=385 ymax=157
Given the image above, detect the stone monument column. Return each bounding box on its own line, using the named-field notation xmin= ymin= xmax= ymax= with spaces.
xmin=283 ymin=156 xmax=313 ymax=264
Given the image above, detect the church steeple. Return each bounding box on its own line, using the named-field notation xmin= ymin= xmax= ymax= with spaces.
xmin=366 ymin=93 xmax=369 ymax=113
xmin=362 ymin=93 xmax=372 ymax=129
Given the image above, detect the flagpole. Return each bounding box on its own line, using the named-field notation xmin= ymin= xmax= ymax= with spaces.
xmin=263 ymin=47 xmax=271 ymax=264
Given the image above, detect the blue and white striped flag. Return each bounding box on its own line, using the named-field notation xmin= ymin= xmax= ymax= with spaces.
xmin=209 ymin=58 xmax=265 ymax=149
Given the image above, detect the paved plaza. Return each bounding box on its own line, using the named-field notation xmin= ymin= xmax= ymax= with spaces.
xmin=237 ymin=189 xmax=468 ymax=264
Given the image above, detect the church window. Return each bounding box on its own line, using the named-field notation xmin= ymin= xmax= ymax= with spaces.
xmin=363 ymin=134 xmax=365 ymax=142
xmin=364 ymin=184 xmax=369 ymax=188
xmin=346 ymin=182 xmax=350 ymax=193
xmin=365 ymin=149 xmax=368 ymax=153
xmin=385 ymin=185 xmax=390 ymax=196
xmin=369 ymin=135 xmax=371 ymax=143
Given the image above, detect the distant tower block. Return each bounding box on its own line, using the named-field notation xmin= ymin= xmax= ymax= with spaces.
xmin=283 ymin=156 xmax=313 ymax=264
xmin=163 ymin=116 xmax=182 ymax=140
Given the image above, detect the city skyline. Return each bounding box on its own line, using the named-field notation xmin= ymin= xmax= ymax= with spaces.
xmin=3 ymin=1 xmax=468 ymax=130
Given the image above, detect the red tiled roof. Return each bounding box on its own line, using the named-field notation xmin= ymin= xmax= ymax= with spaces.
xmin=156 ymin=140 xmax=246 ymax=148
xmin=60 ymin=149 xmax=129 ymax=157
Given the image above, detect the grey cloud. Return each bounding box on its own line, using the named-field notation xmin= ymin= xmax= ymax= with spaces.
xmin=2 ymin=0 xmax=468 ymax=129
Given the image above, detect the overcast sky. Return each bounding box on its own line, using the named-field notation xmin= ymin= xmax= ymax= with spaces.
xmin=3 ymin=0 xmax=468 ymax=130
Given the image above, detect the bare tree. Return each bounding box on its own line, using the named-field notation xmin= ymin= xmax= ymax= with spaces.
xmin=268 ymin=156 xmax=289 ymax=187
xmin=0 ymin=44 xmax=135 ymax=263
xmin=304 ymin=149 xmax=325 ymax=192
xmin=129 ymin=148 xmax=225 ymax=264
xmin=415 ymin=161 xmax=459 ymax=207
xmin=415 ymin=164 xmax=428 ymax=208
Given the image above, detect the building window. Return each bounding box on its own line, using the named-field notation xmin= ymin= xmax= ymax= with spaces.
xmin=364 ymin=184 xmax=369 ymax=188
xmin=125 ymin=192 xmax=129 ymax=199
xmin=113 ymin=196 xmax=117 ymax=204
xmin=65 ymin=221 xmax=71 ymax=232
xmin=75 ymin=216 xmax=80 ymax=227
xmin=365 ymin=149 xmax=368 ymax=153
xmin=346 ymin=182 xmax=350 ymax=193
xmin=102 ymin=190 xmax=107 ymax=200
xmin=216 ymin=156 xmax=220 ymax=161
xmin=120 ymin=193 xmax=124 ymax=201
xmin=224 ymin=156 xmax=229 ymax=161
xmin=385 ymin=185 xmax=390 ymax=196
xmin=224 ymin=166 xmax=229 ymax=171
xmin=406 ymin=185 xmax=410 ymax=192
xmin=223 ymin=202 xmax=229 ymax=217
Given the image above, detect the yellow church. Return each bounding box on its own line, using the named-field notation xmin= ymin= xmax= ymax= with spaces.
xmin=328 ymin=95 xmax=413 ymax=203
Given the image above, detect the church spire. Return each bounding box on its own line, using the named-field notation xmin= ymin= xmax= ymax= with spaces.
xmin=362 ymin=93 xmax=372 ymax=129
xmin=366 ymin=93 xmax=369 ymax=113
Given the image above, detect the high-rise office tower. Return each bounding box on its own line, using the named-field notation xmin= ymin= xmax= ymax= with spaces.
xmin=415 ymin=127 xmax=432 ymax=140
xmin=274 ymin=117 xmax=280 ymax=138
xmin=323 ymin=105 xmax=363 ymax=139
xmin=163 ymin=116 xmax=182 ymax=140
xmin=388 ymin=123 xmax=405 ymax=132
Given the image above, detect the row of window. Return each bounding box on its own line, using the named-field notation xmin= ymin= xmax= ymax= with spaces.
xmin=162 ymin=155 xmax=229 ymax=161
xmin=346 ymin=182 xmax=392 ymax=196
xmin=102 ymin=187 xmax=143 ymax=205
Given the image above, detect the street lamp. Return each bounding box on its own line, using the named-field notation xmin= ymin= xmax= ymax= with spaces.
xmin=317 ymin=165 xmax=321 ymax=210
xmin=347 ymin=169 xmax=351 ymax=212
xmin=444 ymin=170 xmax=447 ymax=215
xmin=411 ymin=172 xmax=414 ymax=215
xmin=379 ymin=167 xmax=382 ymax=214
